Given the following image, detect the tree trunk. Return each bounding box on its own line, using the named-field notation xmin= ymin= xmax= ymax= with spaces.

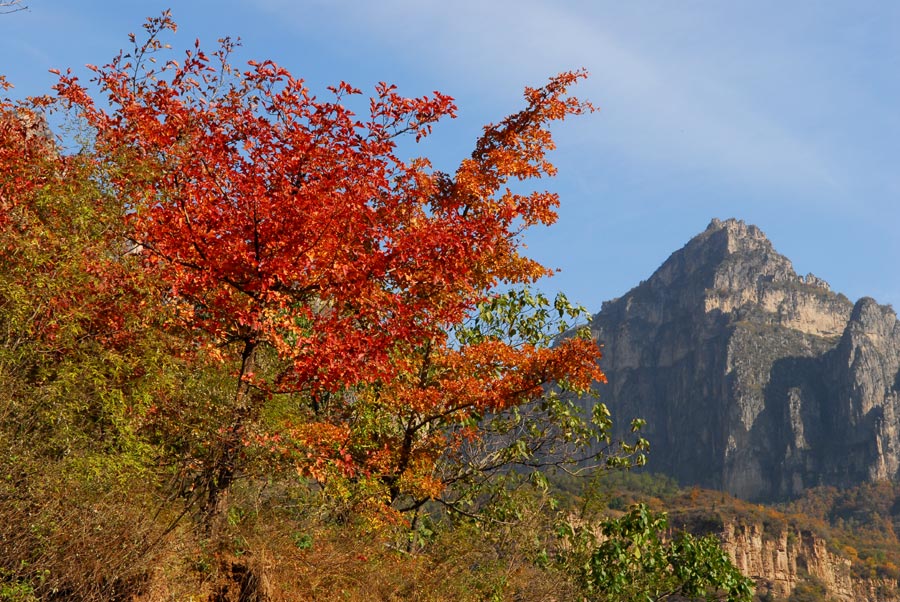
xmin=202 ymin=338 xmax=258 ymax=533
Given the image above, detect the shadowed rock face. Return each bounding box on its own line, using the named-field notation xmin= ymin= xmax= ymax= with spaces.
xmin=589 ymin=218 xmax=900 ymax=500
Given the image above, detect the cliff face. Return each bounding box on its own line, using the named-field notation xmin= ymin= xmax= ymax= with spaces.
xmin=590 ymin=218 xmax=900 ymax=500
xmin=719 ymin=521 xmax=897 ymax=601
xmin=721 ymin=521 xmax=853 ymax=600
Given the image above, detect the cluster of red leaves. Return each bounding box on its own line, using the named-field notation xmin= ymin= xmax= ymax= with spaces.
xmin=53 ymin=13 xmax=593 ymax=394
xmin=359 ymin=335 xmax=605 ymax=502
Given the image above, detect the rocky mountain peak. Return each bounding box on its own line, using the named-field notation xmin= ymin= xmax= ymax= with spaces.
xmin=849 ymin=297 xmax=899 ymax=335
xmin=585 ymin=219 xmax=900 ymax=501
xmin=647 ymin=217 xmax=785 ymax=290
xmin=706 ymin=217 xmax=772 ymax=252
xmin=608 ymin=218 xmax=848 ymax=339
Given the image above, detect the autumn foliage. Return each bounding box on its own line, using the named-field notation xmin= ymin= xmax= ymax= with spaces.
xmin=49 ymin=11 xmax=611 ymax=522
xmin=0 ymin=12 xmax=702 ymax=601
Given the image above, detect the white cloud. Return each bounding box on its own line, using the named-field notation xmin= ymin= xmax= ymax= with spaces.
xmin=256 ymin=0 xmax=840 ymax=199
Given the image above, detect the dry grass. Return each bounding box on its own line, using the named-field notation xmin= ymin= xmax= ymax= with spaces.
xmin=1 ymin=471 xmax=578 ymax=601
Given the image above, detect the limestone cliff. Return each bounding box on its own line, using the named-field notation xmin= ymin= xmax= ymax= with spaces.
xmin=589 ymin=218 xmax=900 ymax=500
xmin=718 ymin=521 xmax=897 ymax=601
xmin=721 ymin=521 xmax=853 ymax=601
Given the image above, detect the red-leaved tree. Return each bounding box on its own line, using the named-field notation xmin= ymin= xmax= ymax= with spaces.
xmin=53 ymin=12 xmax=619 ymax=528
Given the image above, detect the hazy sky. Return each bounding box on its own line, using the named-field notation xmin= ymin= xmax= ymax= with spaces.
xmin=3 ymin=1 xmax=898 ymax=312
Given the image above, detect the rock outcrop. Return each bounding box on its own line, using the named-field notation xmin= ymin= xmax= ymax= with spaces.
xmin=588 ymin=218 xmax=900 ymax=500
xmin=718 ymin=521 xmax=897 ymax=601
xmin=721 ymin=521 xmax=853 ymax=600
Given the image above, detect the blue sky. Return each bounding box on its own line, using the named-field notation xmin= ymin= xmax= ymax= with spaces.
xmin=3 ymin=1 xmax=898 ymax=313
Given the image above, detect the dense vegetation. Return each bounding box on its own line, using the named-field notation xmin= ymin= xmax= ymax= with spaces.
xmin=0 ymin=13 xmax=753 ymax=601
xmin=783 ymin=482 xmax=900 ymax=582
